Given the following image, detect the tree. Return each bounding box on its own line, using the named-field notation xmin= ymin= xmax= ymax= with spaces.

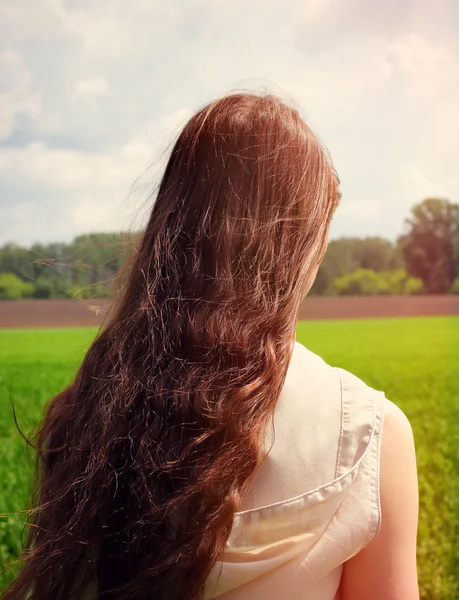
xmin=451 ymin=277 xmax=459 ymax=295
xmin=332 ymin=268 xmax=423 ymax=296
xmin=333 ymin=268 xmax=381 ymax=295
xmin=0 ymin=232 xmax=136 ymax=300
xmin=310 ymin=237 xmax=403 ymax=295
xmin=398 ymin=198 xmax=459 ymax=294
xmin=69 ymin=232 xmax=134 ymax=296
xmin=310 ymin=238 xmax=358 ymax=294
xmin=33 ymin=278 xmax=54 ymax=299
xmin=0 ymin=243 xmax=33 ymax=279
xmin=0 ymin=273 xmax=34 ymax=299
xmin=404 ymin=276 xmax=423 ymax=295
xmin=353 ymin=237 xmax=404 ymax=272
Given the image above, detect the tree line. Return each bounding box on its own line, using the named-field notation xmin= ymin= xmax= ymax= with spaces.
xmin=0 ymin=232 xmax=134 ymax=300
xmin=1 ymin=198 xmax=458 ymax=300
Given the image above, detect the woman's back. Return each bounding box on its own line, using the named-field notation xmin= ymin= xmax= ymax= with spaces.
xmin=205 ymin=341 xmax=385 ymax=600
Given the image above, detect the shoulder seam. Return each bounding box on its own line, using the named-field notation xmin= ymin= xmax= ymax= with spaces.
xmin=334 ymin=367 xmax=345 ymax=480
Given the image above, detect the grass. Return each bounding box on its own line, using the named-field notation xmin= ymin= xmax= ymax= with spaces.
xmin=1 ymin=317 xmax=458 ymax=599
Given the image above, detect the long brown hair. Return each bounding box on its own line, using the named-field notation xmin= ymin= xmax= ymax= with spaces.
xmin=3 ymin=93 xmax=340 ymax=600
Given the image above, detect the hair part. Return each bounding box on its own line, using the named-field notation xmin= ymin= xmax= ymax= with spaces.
xmin=3 ymin=92 xmax=340 ymax=600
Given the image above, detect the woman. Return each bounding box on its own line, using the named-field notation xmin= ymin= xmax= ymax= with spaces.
xmin=3 ymin=93 xmax=419 ymax=600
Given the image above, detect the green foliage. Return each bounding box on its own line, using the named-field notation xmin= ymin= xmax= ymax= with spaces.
xmin=32 ymin=278 xmax=53 ymax=299
xmin=2 ymin=210 xmax=459 ymax=298
xmin=0 ymin=245 xmax=32 ymax=279
xmin=333 ymin=268 xmax=380 ymax=295
xmin=0 ymin=273 xmax=34 ymax=300
xmin=398 ymin=198 xmax=459 ymax=293
xmin=387 ymin=269 xmax=423 ymax=295
xmin=353 ymin=237 xmax=405 ymax=271
xmin=451 ymin=277 xmax=459 ymax=295
xmin=0 ymin=233 xmax=136 ymax=300
xmin=404 ymin=276 xmax=424 ymax=296
xmin=0 ymin=320 xmax=458 ymax=599
xmin=310 ymin=237 xmax=405 ymax=296
xmin=67 ymin=283 xmax=111 ymax=300
xmin=333 ymin=268 xmax=423 ymax=296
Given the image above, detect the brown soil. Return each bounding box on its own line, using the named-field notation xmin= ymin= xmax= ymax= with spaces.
xmin=298 ymin=295 xmax=459 ymax=320
xmin=0 ymin=296 xmax=458 ymax=329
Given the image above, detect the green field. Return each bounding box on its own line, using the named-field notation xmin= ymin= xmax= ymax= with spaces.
xmin=1 ymin=317 xmax=458 ymax=598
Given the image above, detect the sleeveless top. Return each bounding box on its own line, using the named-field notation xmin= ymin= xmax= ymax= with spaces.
xmin=204 ymin=340 xmax=386 ymax=600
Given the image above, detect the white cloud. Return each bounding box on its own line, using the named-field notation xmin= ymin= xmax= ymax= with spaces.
xmin=75 ymin=77 xmax=110 ymax=100
xmin=0 ymin=0 xmax=458 ymax=245
xmin=0 ymin=48 xmax=41 ymax=140
xmin=407 ymin=165 xmax=459 ymax=202
xmin=71 ymin=194 xmax=121 ymax=230
xmin=0 ymin=137 xmax=157 ymax=243
xmin=389 ymin=34 xmax=458 ymax=98
xmin=160 ymin=108 xmax=193 ymax=138
xmin=0 ymin=141 xmax=154 ymax=189
xmin=43 ymin=0 xmax=133 ymax=57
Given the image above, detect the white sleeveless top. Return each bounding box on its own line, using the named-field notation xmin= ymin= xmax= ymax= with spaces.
xmin=204 ymin=340 xmax=386 ymax=600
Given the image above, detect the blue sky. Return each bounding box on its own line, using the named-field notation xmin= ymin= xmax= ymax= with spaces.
xmin=1 ymin=0 xmax=458 ymax=245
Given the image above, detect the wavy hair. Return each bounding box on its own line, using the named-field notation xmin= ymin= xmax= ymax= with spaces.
xmin=2 ymin=93 xmax=340 ymax=600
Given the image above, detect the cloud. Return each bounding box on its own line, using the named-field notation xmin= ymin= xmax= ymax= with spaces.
xmin=75 ymin=77 xmax=110 ymax=100
xmin=0 ymin=48 xmax=41 ymax=140
xmin=1 ymin=142 xmax=149 ymax=189
xmin=289 ymin=5 xmax=459 ymax=236
xmin=160 ymin=109 xmax=193 ymax=139
xmin=407 ymin=165 xmax=459 ymax=203
xmin=0 ymin=0 xmax=458 ymax=246
xmin=0 ymin=139 xmax=156 ymax=242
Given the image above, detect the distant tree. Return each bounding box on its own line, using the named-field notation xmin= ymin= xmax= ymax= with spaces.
xmin=0 ymin=273 xmax=34 ymax=299
xmin=403 ymin=276 xmax=424 ymax=295
xmin=70 ymin=232 xmax=134 ymax=290
xmin=32 ymin=277 xmax=69 ymax=299
xmin=333 ymin=268 xmax=423 ymax=296
xmin=28 ymin=243 xmax=65 ymax=282
xmin=333 ymin=268 xmax=381 ymax=296
xmin=0 ymin=243 xmax=32 ymax=279
xmin=385 ymin=269 xmax=423 ymax=295
xmin=310 ymin=237 xmax=403 ymax=295
xmin=30 ymin=242 xmax=75 ymax=286
xmin=398 ymin=198 xmax=459 ymax=293
xmin=353 ymin=237 xmax=404 ymax=271
xmin=0 ymin=232 xmax=137 ymax=299
xmin=33 ymin=278 xmax=53 ymax=299
xmin=309 ymin=238 xmax=358 ymax=295
xmin=451 ymin=277 xmax=459 ymax=295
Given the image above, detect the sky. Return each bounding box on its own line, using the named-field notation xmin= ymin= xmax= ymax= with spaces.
xmin=1 ymin=0 xmax=458 ymax=246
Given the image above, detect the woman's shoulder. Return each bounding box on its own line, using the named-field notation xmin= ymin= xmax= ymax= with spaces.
xmin=382 ymin=396 xmax=413 ymax=435
xmin=290 ymin=342 xmax=389 ymax=474
xmin=291 ymin=341 xmax=385 ymax=408
xmin=331 ymin=364 xmax=412 ymax=444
